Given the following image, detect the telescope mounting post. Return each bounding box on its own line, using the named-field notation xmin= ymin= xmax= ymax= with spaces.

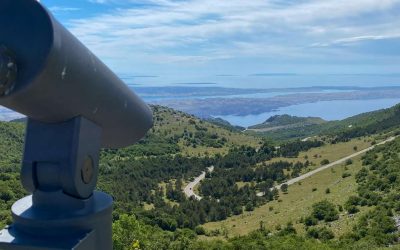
xmin=0 ymin=116 xmax=113 ymax=250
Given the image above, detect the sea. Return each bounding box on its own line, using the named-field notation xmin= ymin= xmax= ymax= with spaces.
xmin=130 ymin=74 xmax=400 ymax=127
xmin=1 ymin=74 xmax=400 ymax=126
xmin=215 ymin=99 xmax=400 ymax=127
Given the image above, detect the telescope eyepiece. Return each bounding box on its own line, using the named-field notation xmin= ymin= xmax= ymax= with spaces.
xmin=0 ymin=45 xmax=17 ymax=96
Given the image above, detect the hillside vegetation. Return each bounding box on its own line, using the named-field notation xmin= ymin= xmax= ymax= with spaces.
xmin=0 ymin=105 xmax=265 ymax=231
xmin=248 ymin=114 xmax=326 ymax=131
xmin=1 ymin=104 xmax=400 ymax=249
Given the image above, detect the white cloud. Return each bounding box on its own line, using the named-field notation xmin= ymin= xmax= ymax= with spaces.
xmin=49 ymin=6 xmax=81 ymax=13
xmin=63 ymin=0 xmax=400 ymax=69
xmin=311 ymin=34 xmax=400 ymax=47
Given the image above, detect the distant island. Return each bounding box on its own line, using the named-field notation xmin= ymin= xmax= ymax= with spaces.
xmin=153 ymin=86 xmax=400 ymax=117
xmin=134 ymin=85 xmax=390 ymax=99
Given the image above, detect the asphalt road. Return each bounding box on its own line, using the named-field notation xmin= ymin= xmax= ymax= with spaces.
xmin=183 ymin=166 xmax=214 ymax=200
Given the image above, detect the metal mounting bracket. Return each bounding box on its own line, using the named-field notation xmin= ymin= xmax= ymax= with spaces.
xmin=0 ymin=116 xmax=113 ymax=250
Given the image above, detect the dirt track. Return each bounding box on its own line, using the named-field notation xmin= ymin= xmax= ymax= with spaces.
xmin=182 ymin=137 xmax=396 ymax=199
xmin=257 ymin=136 xmax=396 ymax=196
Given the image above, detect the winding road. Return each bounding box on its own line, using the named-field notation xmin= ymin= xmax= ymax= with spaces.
xmin=183 ymin=166 xmax=214 ymax=200
xmin=183 ymin=137 xmax=396 ymax=200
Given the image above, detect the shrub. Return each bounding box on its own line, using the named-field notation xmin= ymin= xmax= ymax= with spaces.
xmin=307 ymin=227 xmax=334 ymax=241
xmin=304 ymin=216 xmax=318 ymax=226
xmin=321 ymin=159 xmax=330 ymax=165
xmin=350 ymin=208 xmax=397 ymax=246
xmin=311 ymin=200 xmax=339 ymax=222
xmin=345 ymin=159 xmax=353 ymax=165
xmin=277 ymin=222 xmax=297 ymax=236
xmin=195 ymin=226 xmax=206 ymax=235
xmin=346 ymin=205 xmax=359 ymax=214
xmin=0 ymin=190 xmax=14 ymax=202
xmin=342 ymin=172 xmax=351 ymax=178
xmin=245 ymin=202 xmax=254 ymax=212
xmin=233 ymin=206 xmax=243 ymax=215
xmin=346 ymin=196 xmax=361 ymax=206
xmin=281 ymin=184 xmax=288 ymax=193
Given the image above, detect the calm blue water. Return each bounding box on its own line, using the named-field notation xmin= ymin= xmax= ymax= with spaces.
xmin=215 ymin=99 xmax=400 ymax=127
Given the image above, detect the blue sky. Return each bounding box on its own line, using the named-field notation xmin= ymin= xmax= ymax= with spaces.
xmin=39 ymin=0 xmax=400 ymax=87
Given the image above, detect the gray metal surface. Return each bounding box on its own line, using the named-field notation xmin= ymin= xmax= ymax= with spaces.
xmin=21 ymin=117 xmax=102 ymax=199
xmin=0 ymin=45 xmax=17 ymax=96
xmin=0 ymin=1 xmax=154 ymax=248
xmin=0 ymin=0 xmax=153 ymax=148
xmin=0 ymin=191 xmax=112 ymax=250
xmin=0 ymin=117 xmax=113 ymax=250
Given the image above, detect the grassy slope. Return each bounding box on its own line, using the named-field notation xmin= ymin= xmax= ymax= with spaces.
xmin=100 ymin=105 xmax=262 ymax=165
xmin=151 ymin=105 xmax=261 ymax=156
xmin=266 ymin=137 xmax=374 ymax=170
xmin=201 ymin=133 xmax=392 ymax=238
xmin=203 ymin=154 xmax=365 ymax=238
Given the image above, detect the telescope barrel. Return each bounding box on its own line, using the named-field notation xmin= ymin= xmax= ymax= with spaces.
xmin=0 ymin=0 xmax=153 ymax=148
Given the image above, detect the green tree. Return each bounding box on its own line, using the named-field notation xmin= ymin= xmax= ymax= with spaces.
xmin=320 ymin=159 xmax=330 ymax=165
xmin=311 ymin=200 xmax=339 ymax=222
xmin=280 ymin=184 xmax=288 ymax=193
xmin=307 ymin=227 xmax=334 ymax=241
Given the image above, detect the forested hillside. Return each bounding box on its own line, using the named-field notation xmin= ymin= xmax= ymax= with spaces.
xmin=252 ymin=103 xmax=400 ymax=141
xmin=0 ymin=105 xmax=400 ymax=249
xmin=0 ymin=106 xmax=263 ymax=228
xmin=98 ymin=106 xmax=327 ymax=232
xmin=0 ymin=121 xmax=25 ymax=228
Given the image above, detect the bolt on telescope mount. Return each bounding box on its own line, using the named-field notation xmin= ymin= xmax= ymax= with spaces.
xmin=0 ymin=0 xmax=153 ymax=249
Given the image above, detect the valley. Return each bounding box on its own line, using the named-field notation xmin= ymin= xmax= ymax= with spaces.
xmin=184 ymin=166 xmax=214 ymax=200
xmin=203 ymin=137 xmax=396 ymax=238
xmin=1 ymin=0 xmax=398 ymax=248
xmin=184 ymin=136 xmax=394 ymax=201
xmin=1 ymin=103 xmax=400 ymax=249
xmin=203 ymin=155 xmax=366 ymax=238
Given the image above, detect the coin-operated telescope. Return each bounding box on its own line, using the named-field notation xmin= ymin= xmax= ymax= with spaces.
xmin=0 ymin=0 xmax=153 ymax=249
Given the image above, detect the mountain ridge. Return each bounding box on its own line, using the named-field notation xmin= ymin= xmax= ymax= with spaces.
xmin=249 ymin=103 xmax=400 ymax=141
xmin=248 ymin=114 xmax=326 ymax=131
